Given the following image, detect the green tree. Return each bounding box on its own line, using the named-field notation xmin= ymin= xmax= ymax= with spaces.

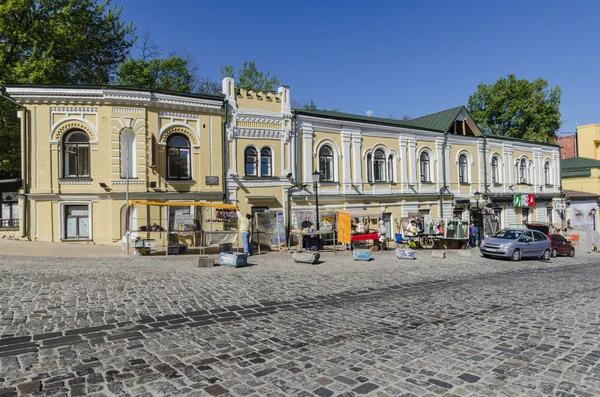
xmin=221 ymin=60 xmax=282 ymax=91
xmin=115 ymin=56 xmax=196 ymax=92
xmin=467 ymin=74 xmax=562 ymax=143
xmin=0 ymin=0 xmax=135 ymax=178
xmin=292 ymin=99 xmax=317 ymax=111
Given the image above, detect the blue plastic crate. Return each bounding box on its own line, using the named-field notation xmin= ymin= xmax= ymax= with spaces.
xmin=220 ymin=252 xmax=249 ymax=267
xmin=353 ymin=249 xmax=371 ymax=261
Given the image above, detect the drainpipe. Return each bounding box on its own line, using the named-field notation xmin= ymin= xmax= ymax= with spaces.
xmin=222 ymin=100 xmax=229 ymax=203
xmin=483 ymin=136 xmax=488 ymax=194
xmin=285 ymin=184 xmax=295 ymax=246
xmin=440 ymin=131 xmax=449 ymax=218
xmin=293 ymin=112 xmax=300 ymax=182
xmin=0 ymin=89 xmax=27 ymax=238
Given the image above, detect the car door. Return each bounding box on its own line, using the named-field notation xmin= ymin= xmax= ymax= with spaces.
xmin=533 ymin=231 xmax=548 ymax=256
xmin=519 ymin=231 xmax=534 ymax=257
xmin=558 ymin=235 xmax=569 ymax=255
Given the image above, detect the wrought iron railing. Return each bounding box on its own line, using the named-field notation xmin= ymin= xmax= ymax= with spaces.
xmin=0 ymin=219 xmax=19 ymax=228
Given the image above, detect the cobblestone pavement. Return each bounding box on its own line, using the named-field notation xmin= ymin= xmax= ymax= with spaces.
xmin=1 ymin=248 xmax=600 ymax=396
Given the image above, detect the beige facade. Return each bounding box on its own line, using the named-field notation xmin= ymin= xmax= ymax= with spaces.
xmin=7 ymin=80 xmax=562 ymax=246
xmin=576 ymin=124 xmax=600 ymax=160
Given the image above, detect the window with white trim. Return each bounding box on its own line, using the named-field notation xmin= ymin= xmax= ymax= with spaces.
xmin=420 ymin=151 xmax=431 ymax=183
xmin=260 ymin=148 xmax=272 ymax=176
xmin=319 ymin=145 xmax=334 ymax=182
xmin=519 ymin=158 xmax=528 ymax=184
xmin=491 ymin=156 xmax=500 ymax=184
xmin=544 ymin=160 xmax=551 ymax=185
xmin=245 ymin=146 xmax=274 ymax=177
xmin=64 ymin=204 xmax=90 ymax=240
xmin=63 ymin=130 xmax=90 ymax=178
xmin=458 ymin=154 xmax=468 ymax=183
xmin=373 ymin=149 xmax=386 ymax=182
xmin=245 ymin=147 xmax=258 ymax=176
xmin=167 ymin=134 xmax=191 ymax=179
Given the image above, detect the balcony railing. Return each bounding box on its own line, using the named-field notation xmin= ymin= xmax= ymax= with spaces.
xmin=0 ymin=219 xmax=20 ymax=228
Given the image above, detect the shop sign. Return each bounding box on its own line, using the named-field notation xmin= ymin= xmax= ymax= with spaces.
xmin=555 ymin=202 xmax=566 ymax=210
xmin=1 ymin=192 xmax=17 ymax=202
xmin=513 ymin=194 xmax=535 ymax=207
xmin=454 ymin=198 xmax=471 ymax=205
xmin=205 ymin=176 xmax=219 ymax=185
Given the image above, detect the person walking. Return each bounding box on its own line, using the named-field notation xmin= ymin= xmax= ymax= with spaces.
xmin=237 ymin=209 xmax=252 ymax=255
xmin=469 ymin=222 xmax=477 ymax=248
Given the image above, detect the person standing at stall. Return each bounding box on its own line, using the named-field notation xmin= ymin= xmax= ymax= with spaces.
xmin=237 ymin=208 xmax=252 ymax=255
xmin=378 ymin=218 xmax=387 ymax=251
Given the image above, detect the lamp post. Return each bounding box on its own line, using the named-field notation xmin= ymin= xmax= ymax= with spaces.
xmin=312 ymin=171 xmax=321 ymax=231
xmin=474 ymin=191 xmax=481 ymax=247
xmin=592 ymin=208 xmax=597 ymax=231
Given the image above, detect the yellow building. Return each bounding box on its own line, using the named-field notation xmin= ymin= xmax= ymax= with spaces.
xmin=575 ymin=124 xmax=600 ymax=160
xmin=6 ymin=80 xmax=563 ymax=246
xmin=5 ymin=85 xmax=227 ymax=245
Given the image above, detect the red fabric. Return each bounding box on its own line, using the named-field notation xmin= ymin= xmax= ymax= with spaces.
xmin=351 ymin=233 xmax=379 ymax=242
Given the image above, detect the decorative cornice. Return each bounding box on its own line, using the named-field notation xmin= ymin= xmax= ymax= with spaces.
xmin=237 ymin=116 xmax=283 ymax=125
xmin=111 ymin=180 xmax=146 ymax=185
xmin=159 ymin=111 xmax=198 ymax=119
xmin=113 ymin=107 xmax=144 ymax=114
xmin=165 ymin=180 xmax=196 ymax=185
xmin=234 ymin=128 xmax=284 ymax=139
xmin=51 ymin=107 xmax=97 ymax=113
xmin=59 ymin=180 xmax=93 ymax=185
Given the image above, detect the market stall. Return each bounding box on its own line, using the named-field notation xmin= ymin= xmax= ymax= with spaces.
xmin=125 ymin=200 xmax=239 ymax=256
xmin=396 ymin=215 xmax=469 ymax=249
xmin=337 ymin=210 xmax=383 ymax=249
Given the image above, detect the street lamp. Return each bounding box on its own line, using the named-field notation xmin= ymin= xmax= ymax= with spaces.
xmin=592 ymin=208 xmax=597 ymax=231
xmin=474 ymin=191 xmax=481 ymax=247
xmin=312 ymin=171 xmax=321 ymax=231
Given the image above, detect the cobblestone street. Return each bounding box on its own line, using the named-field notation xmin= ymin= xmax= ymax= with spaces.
xmin=1 ymin=246 xmax=600 ymax=396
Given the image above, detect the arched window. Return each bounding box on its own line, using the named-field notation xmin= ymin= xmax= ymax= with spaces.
xmin=420 ymin=152 xmax=431 ymax=183
xmin=366 ymin=153 xmax=373 ymax=183
xmin=544 ymin=161 xmax=551 ymax=185
xmin=63 ymin=130 xmax=90 ymax=178
xmin=260 ymin=147 xmax=272 ymax=176
xmin=244 ymin=147 xmax=258 ymax=176
xmin=167 ymin=134 xmax=191 ymax=179
xmin=319 ymin=145 xmax=334 ymax=182
xmin=519 ymin=158 xmax=528 ymax=184
xmin=388 ymin=154 xmax=394 ymax=182
xmin=458 ymin=154 xmax=468 ymax=183
xmin=373 ymin=149 xmax=386 ymax=182
xmin=491 ymin=156 xmax=499 ymax=184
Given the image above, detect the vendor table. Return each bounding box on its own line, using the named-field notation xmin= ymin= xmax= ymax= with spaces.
xmin=350 ymin=233 xmax=379 ymax=242
xmin=290 ymin=230 xmax=337 ymax=252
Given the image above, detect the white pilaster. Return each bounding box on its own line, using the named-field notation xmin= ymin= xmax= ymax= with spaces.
xmin=302 ymin=124 xmax=314 ymax=184
xmin=435 ymin=138 xmax=444 ymax=190
xmin=399 ymin=138 xmax=408 ymax=192
xmin=352 ymin=133 xmax=362 ymax=185
xmin=408 ymin=138 xmax=417 ymax=185
xmin=341 ymin=131 xmax=352 ymax=190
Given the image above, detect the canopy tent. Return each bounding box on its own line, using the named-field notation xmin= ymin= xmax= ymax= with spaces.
xmin=337 ymin=209 xmax=382 ymax=245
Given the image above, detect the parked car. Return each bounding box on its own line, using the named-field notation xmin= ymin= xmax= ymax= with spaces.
xmin=480 ymin=229 xmax=551 ymax=261
xmin=550 ymin=234 xmax=575 ymax=258
xmin=526 ymin=223 xmax=550 ymax=238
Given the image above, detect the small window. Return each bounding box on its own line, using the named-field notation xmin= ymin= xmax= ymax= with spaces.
xmin=366 ymin=153 xmax=373 ymax=183
xmin=420 ymin=152 xmax=431 ymax=183
xmin=245 ymin=147 xmax=258 ymax=176
xmin=520 ymin=231 xmax=533 ymax=242
xmin=544 ymin=161 xmax=551 ymax=185
xmin=167 ymin=135 xmax=191 ymax=179
xmin=319 ymin=145 xmax=334 ymax=182
xmin=491 ymin=156 xmax=499 ymax=184
xmin=260 ymin=147 xmax=272 ymax=176
xmin=373 ymin=149 xmax=386 ymax=182
xmin=64 ymin=205 xmax=90 ymax=240
xmin=63 ymin=131 xmax=90 ymax=178
xmin=519 ymin=158 xmax=528 ymax=184
xmin=459 ymin=154 xmax=468 ymax=183
xmin=388 ymin=154 xmax=394 ymax=182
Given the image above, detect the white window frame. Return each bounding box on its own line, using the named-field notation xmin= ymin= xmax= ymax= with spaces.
xmin=244 ymin=145 xmax=274 ymax=177
xmin=491 ymin=155 xmax=501 ymax=185
xmin=544 ymin=160 xmax=551 ymax=186
xmin=60 ymin=202 xmax=92 ymax=241
xmin=419 ymin=149 xmax=433 ymax=183
xmin=457 ymin=151 xmax=471 ymax=184
xmin=318 ymin=144 xmax=336 ymax=182
xmin=365 ymin=146 xmax=394 ymax=183
xmin=120 ymin=128 xmax=137 ymax=178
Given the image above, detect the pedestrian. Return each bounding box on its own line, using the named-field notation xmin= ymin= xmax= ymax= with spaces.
xmin=237 ymin=208 xmax=252 ymax=255
xmin=469 ymin=222 xmax=477 ymax=248
xmin=405 ymin=220 xmax=417 ymax=237
xmin=378 ymin=218 xmax=387 ymax=251
xmin=415 ymin=218 xmax=424 ymax=234
xmin=437 ymin=221 xmax=444 ymax=236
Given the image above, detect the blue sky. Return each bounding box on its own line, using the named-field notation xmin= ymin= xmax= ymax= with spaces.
xmin=118 ymin=0 xmax=599 ymax=133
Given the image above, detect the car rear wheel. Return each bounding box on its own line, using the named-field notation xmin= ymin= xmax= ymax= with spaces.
xmin=511 ymin=249 xmax=521 ymax=261
xmin=551 ymin=248 xmax=558 ymax=258
xmin=541 ymin=249 xmax=551 ymax=261
xmin=568 ymin=248 xmax=575 ymax=257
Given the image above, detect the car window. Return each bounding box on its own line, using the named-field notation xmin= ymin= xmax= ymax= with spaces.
xmin=494 ymin=230 xmax=522 ymax=239
xmin=533 ymin=231 xmax=547 ymax=241
xmin=519 ymin=231 xmax=533 ymax=242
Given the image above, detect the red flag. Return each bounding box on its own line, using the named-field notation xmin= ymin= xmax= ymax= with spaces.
xmin=527 ymin=194 xmax=535 ymax=207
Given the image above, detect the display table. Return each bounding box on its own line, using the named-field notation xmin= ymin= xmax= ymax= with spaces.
xmin=351 ymin=233 xmax=379 ymax=242
xmin=290 ymin=230 xmax=337 ymax=252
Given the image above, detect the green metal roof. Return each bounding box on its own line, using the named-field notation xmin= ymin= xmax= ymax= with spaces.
xmin=293 ymin=106 xmax=470 ymax=133
xmin=399 ymin=106 xmax=464 ymax=132
xmin=561 ymin=157 xmax=600 ymax=179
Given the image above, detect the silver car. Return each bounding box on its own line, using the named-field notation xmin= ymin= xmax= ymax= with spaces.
xmin=479 ymin=229 xmax=551 ymax=261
